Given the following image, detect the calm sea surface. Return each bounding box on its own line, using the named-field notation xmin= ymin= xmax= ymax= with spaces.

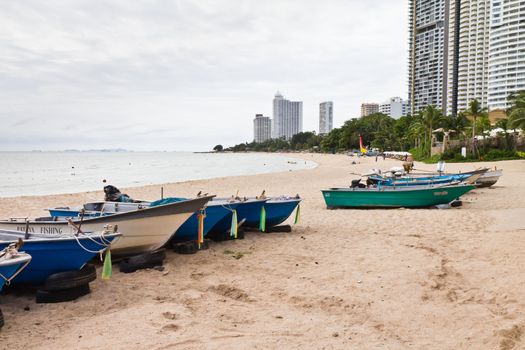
xmin=0 ymin=152 xmax=317 ymax=198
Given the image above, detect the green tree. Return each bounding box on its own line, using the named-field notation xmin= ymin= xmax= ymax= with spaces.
xmin=420 ymin=105 xmax=443 ymax=157
xmin=213 ymin=144 xmax=223 ymax=152
xmin=507 ymin=90 xmax=525 ymax=130
xmin=464 ymin=99 xmax=487 ymax=156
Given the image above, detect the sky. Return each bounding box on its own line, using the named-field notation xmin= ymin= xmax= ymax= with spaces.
xmin=0 ymin=0 xmax=408 ymax=151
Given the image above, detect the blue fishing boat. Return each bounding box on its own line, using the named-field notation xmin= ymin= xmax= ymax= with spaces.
xmin=368 ymin=172 xmax=481 ymax=187
xmin=0 ymin=245 xmax=31 ymax=291
xmin=243 ymin=196 xmax=301 ymax=229
xmin=207 ymin=198 xmax=268 ymax=235
xmin=0 ymin=229 xmax=120 ymax=284
xmin=149 ymin=198 xmax=240 ymax=241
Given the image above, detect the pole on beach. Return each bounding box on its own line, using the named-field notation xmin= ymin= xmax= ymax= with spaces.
xmin=161 ymin=187 xmax=164 ymax=200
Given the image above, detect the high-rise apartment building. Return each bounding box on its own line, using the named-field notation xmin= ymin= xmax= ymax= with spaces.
xmin=446 ymin=0 xmax=490 ymax=115
xmin=412 ymin=0 xmax=524 ymax=115
xmin=487 ymin=0 xmax=525 ymax=110
xmin=408 ymin=0 xmax=448 ymax=115
xmin=360 ymin=103 xmax=379 ymax=117
xmin=319 ymin=101 xmax=333 ymax=135
xmin=253 ymin=114 xmax=272 ymax=143
xmin=272 ymin=92 xmax=303 ymax=140
xmin=379 ymin=97 xmax=409 ymax=119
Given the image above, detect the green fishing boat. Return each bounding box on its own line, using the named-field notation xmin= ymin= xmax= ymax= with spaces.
xmin=321 ymin=184 xmax=475 ymax=209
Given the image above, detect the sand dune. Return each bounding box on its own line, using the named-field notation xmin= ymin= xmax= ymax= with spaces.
xmin=1 ymin=153 xmax=524 ymax=349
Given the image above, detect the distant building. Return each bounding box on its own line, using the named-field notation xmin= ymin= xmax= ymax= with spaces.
xmin=319 ymin=101 xmax=333 ymax=135
xmin=360 ymin=103 xmax=379 ymax=117
xmin=273 ymin=92 xmax=303 ymax=140
xmin=253 ymin=114 xmax=271 ymax=143
xmin=379 ymin=97 xmax=408 ymax=119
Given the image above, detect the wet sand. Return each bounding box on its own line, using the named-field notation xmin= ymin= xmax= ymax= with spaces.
xmin=0 ymin=153 xmax=524 ymax=349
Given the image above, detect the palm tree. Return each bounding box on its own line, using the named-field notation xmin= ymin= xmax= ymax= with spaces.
xmin=464 ymin=99 xmax=487 ymax=157
xmin=420 ymin=105 xmax=443 ymax=157
xmin=507 ymin=90 xmax=525 ymax=130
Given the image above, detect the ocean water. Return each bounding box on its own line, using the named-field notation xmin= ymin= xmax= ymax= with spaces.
xmin=0 ymin=152 xmax=317 ymax=198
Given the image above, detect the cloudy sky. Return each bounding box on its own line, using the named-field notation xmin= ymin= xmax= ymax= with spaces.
xmin=0 ymin=0 xmax=408 ymax=151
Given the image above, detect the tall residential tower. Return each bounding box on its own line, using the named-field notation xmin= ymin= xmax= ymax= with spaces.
xmin=253 ymin=114 xmax=271 ymax=143
xmin=487 ymin=0 xmax=525 ymax=110
xmin=272 ymin=92 xmax=303 ymax=140
xmin=319 ymin=101 xmax=333 ymax=135
xmin=408 ymin=0 xmax=449 ymax=115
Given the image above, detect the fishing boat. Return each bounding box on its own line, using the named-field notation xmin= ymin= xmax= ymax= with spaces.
xmin=321 ymin=184 xmax=475 ymax=209
xmin=0 ymin=244 xmax=31 ymax=290
xmin=0 ymin=229 xmax=120 ymax=284
xmin=475 ymin=169 xmax=503 ymax=188
xmin=243 ymin=196 xmax=301 ymax=229
xmin=368 ymin=172 xmax=482 ymax=187
xmin=207 ymin=197 xmax=268 ymax=235
xmin=48 ymin=197 xmax=241 ymax=242
xmin=0 ymin=196 xmax=213 ymax=256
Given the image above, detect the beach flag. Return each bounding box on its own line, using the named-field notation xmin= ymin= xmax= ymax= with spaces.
xmin=294 ymin=204 xmax=301 ymax=225
xmin=230 ymin=210 xmax=238 ymax=239
xmin=359 ymin=134 xmax=367 ymax=154
xmin=101 ymin=249 xmax=112 ymax=280
xmin=259 ymin=206 xmax=266 ymax=232
xmin=197 ymin=210 xmax=205 ymax=248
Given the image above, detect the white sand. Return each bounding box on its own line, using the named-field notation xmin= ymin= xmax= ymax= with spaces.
xmin=1 ymin=154 xmax=524 ymax=349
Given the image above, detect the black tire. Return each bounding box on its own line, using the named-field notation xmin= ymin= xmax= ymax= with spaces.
xmin=36 ymin=284 xmax=90 ymax=304
xmin=128 ymin=249 xmax=166 ymax=265
xmin=172 ymin=241 xmax=198 ymax=254
xmin=450 ymin=200 xmax=463 ymax=207
xmin=267 ymin=225 xmax=292 ymax=233
xmin=119 ymin=250 xmax=166 ymax=273
xmin=0 ymin=309 xmax=4 ymax=329
xmin=43 ymin=265 xmax=96 ymax=291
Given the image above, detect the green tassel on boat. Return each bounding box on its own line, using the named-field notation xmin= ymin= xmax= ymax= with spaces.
xmin=294 ymin=204 xmax=300 ymax=225
xmin=230 ymin=210 xmax=238 ymax=239
xmin=259 ymin=206 xmax=266 ymax=232
xmin=101 ymin=249 xmax=112 ymax=280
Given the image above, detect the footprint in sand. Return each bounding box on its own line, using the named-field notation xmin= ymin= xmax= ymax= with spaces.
xmin=497 ymin=324 xmax=523 ymax=350
xmin=162 ymin=311 xmax=178 ymax=320
xmin=159 ymin=324 xmax=180 ymax=333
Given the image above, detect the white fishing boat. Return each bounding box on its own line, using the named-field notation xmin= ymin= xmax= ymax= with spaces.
xmin=476 ymin=169 xmax=503 ymax=188
xmin=0 ymin=196 xmax=213 ymax=256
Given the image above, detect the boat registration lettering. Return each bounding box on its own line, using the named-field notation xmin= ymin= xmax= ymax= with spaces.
xmin=433 ymin=191 xmax=448 ymax=196
xmin=15 ymin=226 xmax=63 ymax=234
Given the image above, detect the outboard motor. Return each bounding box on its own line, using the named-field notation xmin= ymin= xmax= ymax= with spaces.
xmin=351 ymin=179 xmax=365 ymax=188
xmin=104 ymin=185 xmax=134 ymax=202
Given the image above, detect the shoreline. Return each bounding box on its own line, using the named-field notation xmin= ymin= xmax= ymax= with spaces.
xmin=0 ymin=152 xmax=317 ymax=200
xmin=1 ymin=154 xmax=525 ymax=349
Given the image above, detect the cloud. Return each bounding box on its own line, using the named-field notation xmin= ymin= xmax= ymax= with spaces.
xmin=0 ymin=0 xmax=408 ymax=151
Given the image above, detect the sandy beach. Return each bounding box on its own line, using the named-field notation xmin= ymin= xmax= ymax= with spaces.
xmin=1 ymin=153 xmax=524 ymax=349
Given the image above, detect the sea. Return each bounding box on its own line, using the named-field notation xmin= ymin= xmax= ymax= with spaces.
xmin=0 ymin=152 xmax=317 ymax=198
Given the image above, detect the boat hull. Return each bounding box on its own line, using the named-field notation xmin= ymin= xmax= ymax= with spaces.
xmin=173 ymin=202 xmax=238 ymax=242
xmin=0 ymin=254 xmax=31 ymax=290
xmin=0 ymin=233 xmax=119 ymax=284
xmin=0 ymin=197 xmax=212 ymax=256
xmin=208 ymin=199 xmax=267 ymax=234
xmin=244 ymin=199 xmax=301 ymax=228
xmin=321 ymin=185 xmax=475 ymax=208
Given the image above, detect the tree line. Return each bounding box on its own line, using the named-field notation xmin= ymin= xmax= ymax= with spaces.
xmin=219 ymin=91 xmax=525 ymax=161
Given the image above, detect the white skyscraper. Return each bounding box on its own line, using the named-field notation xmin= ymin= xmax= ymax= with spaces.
xmin=408 ymin=0 xmax=448 ymax=115
xmin=446 ymin=0 xmax=490 ymax=115
xmin=253 ymin=114 xmax=271 ymax=143
xmin=487 ymin=0 xmax=525 ymax=110
xmin=272 ymin=92 xmax=303 ymax=140
xmin=319 ymin=101 xmax=333 ymax=135
xmin=379 ymin=97 xmax=409 ymax=119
